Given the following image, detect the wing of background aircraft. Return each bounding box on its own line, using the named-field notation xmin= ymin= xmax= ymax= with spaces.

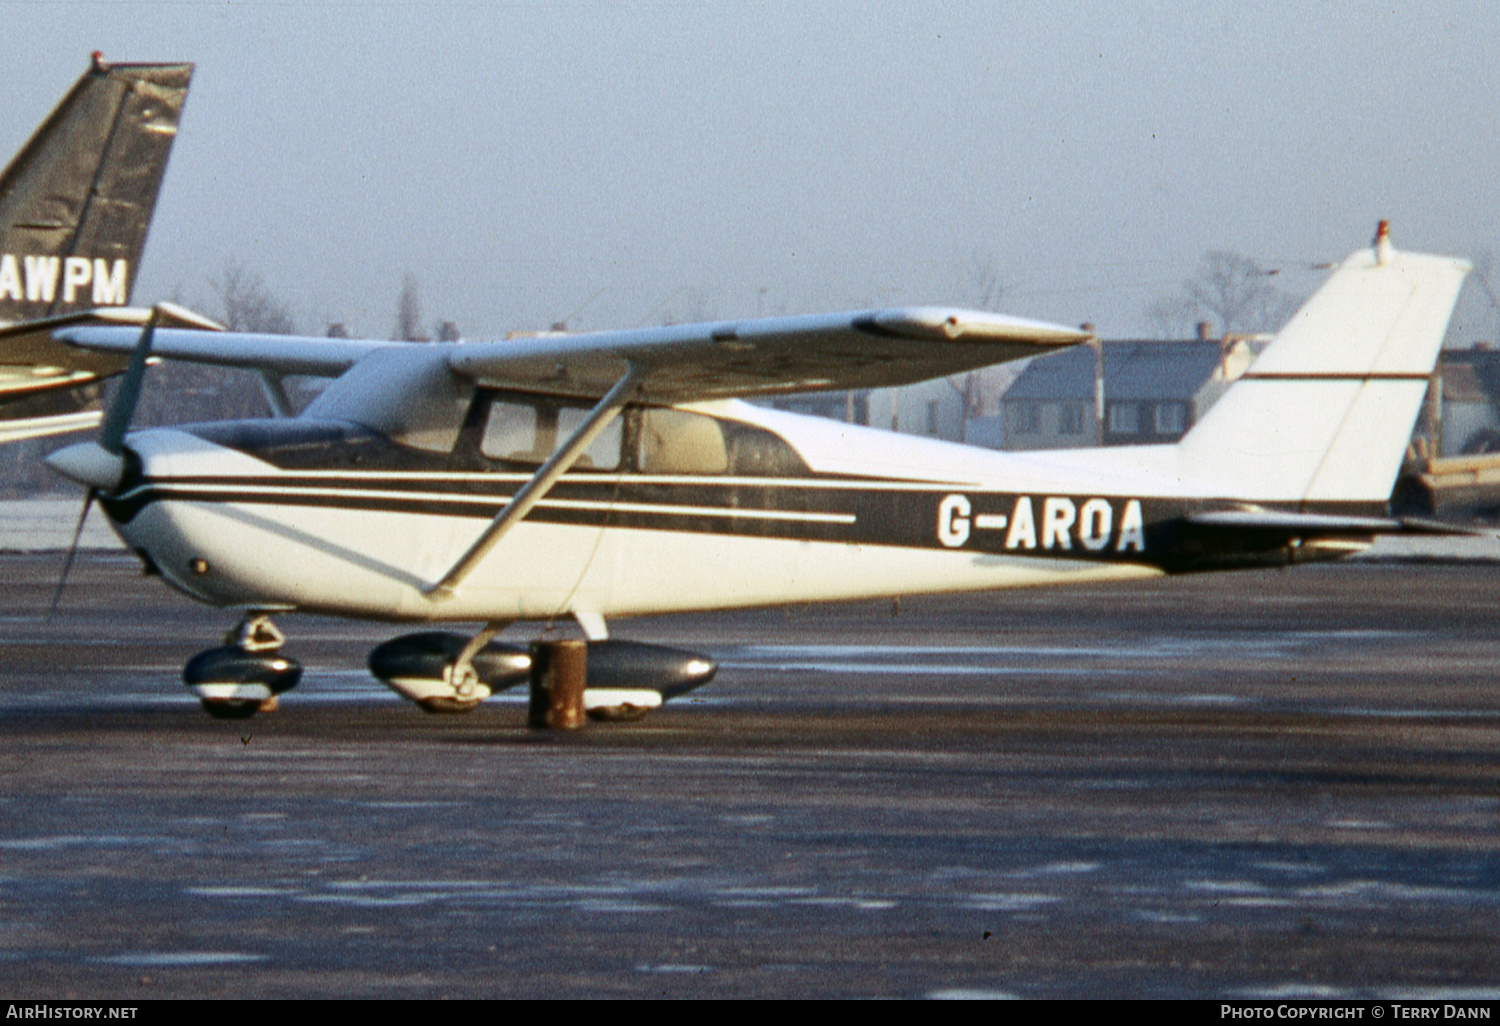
xmin=0 ymin=55 xmax=192 ymax=443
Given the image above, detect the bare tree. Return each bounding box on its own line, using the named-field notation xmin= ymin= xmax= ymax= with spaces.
xmin=1183 ymin=251 xmax=1276 ymax=335
xmin=1144 ymin=294 xmax=1201 ymax=340
xmin=1146 ymin=250 xmax=1302 ymax=338
xmin=214 ymin=261 xmax=298 ymax=334
xmin=966 ymin=251 xmax=1008 ymax=311
xmin=659 ymin=288 xmax=716 ymax=327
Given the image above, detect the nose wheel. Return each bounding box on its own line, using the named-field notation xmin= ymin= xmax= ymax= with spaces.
xmin=183 ymin=614 xmax=302 ymax=720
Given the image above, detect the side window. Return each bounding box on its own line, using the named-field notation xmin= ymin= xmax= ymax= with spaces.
xmin=637 ymin=408 xmax=728 ymax=474
xmin=724 ymin=423 xmax=809 ymax=476
xmin=481 ymin=399 xmax=544 ymax=463
xmin=1010 ymin=401 xmax=1042 ymax=435
xmin=479 ymin=394 xmax=622 ymax=471
xmin=557 ymin=405 xmax=624 ymax=470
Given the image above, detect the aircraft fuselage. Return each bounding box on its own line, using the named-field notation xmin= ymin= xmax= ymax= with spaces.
xmin=95 ymin=395 xmax=1367 ymax=623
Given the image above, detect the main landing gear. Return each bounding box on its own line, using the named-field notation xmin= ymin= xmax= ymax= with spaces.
xmin=366 ymin=627 xmax=530 ymax=714
xmin=182 ymin=614 xmax=302 ymax=720
xmin=367 ymin=629 xmax=719 ymax=723
xmin=180 ymin=618 xmax=717 ymax=724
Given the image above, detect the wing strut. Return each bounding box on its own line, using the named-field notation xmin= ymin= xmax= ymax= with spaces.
xmin=256 ymin=370 xmax=294 ymax=418
xmin=425 ymin=366 xmax=641 ymax=600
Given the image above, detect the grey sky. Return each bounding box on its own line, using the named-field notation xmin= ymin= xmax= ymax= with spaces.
xmin=5 ymin=0 xmax=1498 ymax=341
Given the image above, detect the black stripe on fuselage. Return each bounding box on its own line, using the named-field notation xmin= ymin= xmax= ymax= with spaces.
xmin=105 ymin=472 xmax=1144 ymax=553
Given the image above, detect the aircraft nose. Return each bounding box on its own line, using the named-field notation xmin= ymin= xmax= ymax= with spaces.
xmin=45 ymin=441 xmax=126 ymax=493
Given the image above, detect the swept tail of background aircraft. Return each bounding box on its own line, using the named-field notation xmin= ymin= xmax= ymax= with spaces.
xmin=0 ymin=54 xmax=192 ymax=444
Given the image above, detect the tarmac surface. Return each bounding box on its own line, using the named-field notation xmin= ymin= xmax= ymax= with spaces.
xmin=2 ymin=551 xmax=1499 ymax=999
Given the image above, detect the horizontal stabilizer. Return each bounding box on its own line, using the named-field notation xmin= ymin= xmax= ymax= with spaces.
xmin=1159 ymin=504 xmax=1479 ymax=572
xmin=0 ymin=404 xmax=100 ymax=445
xmin=1186 ymin=510 xmax=1477 ymax=536
xmin=2 ymin=305 xmax=222 ymax=397
xmin=0 ymin=305 xmax=221 ymax=442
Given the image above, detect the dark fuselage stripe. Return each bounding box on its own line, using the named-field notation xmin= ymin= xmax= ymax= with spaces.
xmin=106 ymin=474 xmax=1167 ymax=559
xmin=103 ymin=471 xmax=1393 ymax=568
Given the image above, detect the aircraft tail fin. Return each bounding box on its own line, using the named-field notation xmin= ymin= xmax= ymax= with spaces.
xmin=1176 ymin=224 xmax=1470 ymax=508
xmin=0 ymin=55 xmax=192 ymax=324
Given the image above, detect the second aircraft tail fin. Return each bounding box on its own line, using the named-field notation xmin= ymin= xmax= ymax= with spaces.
xmin=0 ymin=55 xmax=192 ymax=324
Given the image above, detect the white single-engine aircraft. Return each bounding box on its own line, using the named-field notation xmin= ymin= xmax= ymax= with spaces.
xmin=15 ymin=222 xmax=1471 ymax=720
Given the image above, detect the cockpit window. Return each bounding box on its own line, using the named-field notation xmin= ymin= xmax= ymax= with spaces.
xmin=469 ymin=393 xmax=808 ymax=477
xmin=479 ymin=394 xmax=622 ymax=471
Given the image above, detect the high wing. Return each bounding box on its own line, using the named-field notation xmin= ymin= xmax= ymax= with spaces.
xmin=50 ymin=307 xmax=1091 ymax=401
xmin=52 ymin=319 xmax=392 ymax=378
xmin=442 ymin=307 xmax=1091 ymax=401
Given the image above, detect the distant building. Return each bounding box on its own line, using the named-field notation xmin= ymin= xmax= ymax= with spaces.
xmin=758 ymin=336 xmax=1500 ymax=462
xmin=981 ymin=337 xmax=1264 ymax=450
xmin=764 ymin=362 xmax=1028 ymax=444
xmin=977 ymin=345 xmax=1099 ymax=450
xmin=1415 ymin=346 xmax=1500 ymax=455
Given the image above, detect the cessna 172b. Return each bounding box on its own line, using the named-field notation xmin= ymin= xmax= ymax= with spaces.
xmin=13 ymin=222 xmax=1472 ymax=721
xmin=0 ymin=55 xmax=193 ymax=444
